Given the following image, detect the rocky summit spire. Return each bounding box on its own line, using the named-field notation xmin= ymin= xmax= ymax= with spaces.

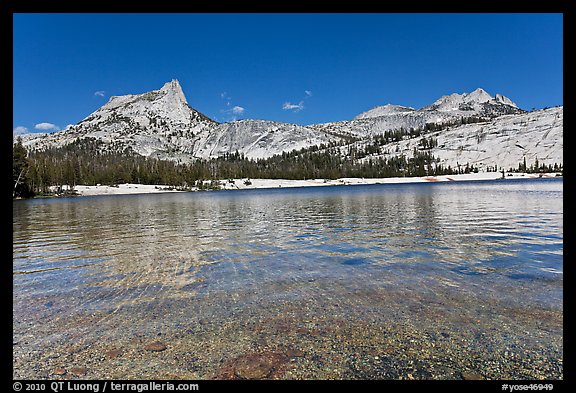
xmin=465 ymin=88 xmax=493 ymax=104
xmin=160 ymin=79 xmax=188 ymax=104
xmin=160 ymin=79 xmax=181 ymax=91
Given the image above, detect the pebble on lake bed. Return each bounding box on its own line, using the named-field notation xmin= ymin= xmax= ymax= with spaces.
xmin=105 ymin=349 xmax=122 ymax=359
xmin=461 ymin=371 xmax=483 ymax=380
xmin=234 ymin=355 xmax=275 ymax=379
xmin=69 ymin=367 xmax=87 ymax=376
xmin=217 ymin=351 xmax=289 ymax=379
xmin=53 ymin=368 xmax=66 ymax=376
xmin=144 ymin=341 xmax=167 ymax=352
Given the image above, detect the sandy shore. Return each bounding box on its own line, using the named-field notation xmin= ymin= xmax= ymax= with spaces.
xmin=71 ymin=184 xmax=185 ymax=196
xmin=65 ymin=172 xmax=560 ymax=196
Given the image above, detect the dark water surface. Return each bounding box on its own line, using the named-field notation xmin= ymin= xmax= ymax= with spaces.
xmin=13 ymin=178 xmax=563 ymax=379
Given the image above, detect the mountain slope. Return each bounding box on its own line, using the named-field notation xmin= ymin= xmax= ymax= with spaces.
xmin=21 ymin=80 xmax=337 ymax=161
xmin=192 ymin=120 xmax=335 ymax=160
xmin=24 ymin=80 xmax=218 ymax=159
xmin=349 ymin=106 xmax=562 ymax=172
xmin=354 ymin=104 xmax=416 ymax=119
xmin=313 ymin=88 xmax=524 ymax=139
xmin=18 ymin=82 xmax=561 ymax=172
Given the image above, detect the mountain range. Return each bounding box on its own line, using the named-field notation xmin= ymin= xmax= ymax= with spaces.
xmin=18 ymin=80 xmax=562 ymax=172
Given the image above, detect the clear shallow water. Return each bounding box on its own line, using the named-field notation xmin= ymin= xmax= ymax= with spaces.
xmin=13 ymin=178 xmax=563 ymax=379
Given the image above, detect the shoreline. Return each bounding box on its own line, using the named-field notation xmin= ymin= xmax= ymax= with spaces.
xmin=58 ymin=172 xmax=562 ymax=197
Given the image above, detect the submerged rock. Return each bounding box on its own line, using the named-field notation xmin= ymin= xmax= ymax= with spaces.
xmin=217 ymin=351 xmax=289 ymax=380
xmin=461 ymin=370 xmax=483 ymax=380
xmin=234 ymin=354 xmax=275 ymax=379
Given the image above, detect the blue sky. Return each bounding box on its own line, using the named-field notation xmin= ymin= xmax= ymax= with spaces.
xmin=13 ymin=13 xmax=563 ymax=133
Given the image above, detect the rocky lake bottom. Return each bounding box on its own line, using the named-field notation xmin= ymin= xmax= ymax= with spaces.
xmin=13 ymin=179 xmax=563 ymax=380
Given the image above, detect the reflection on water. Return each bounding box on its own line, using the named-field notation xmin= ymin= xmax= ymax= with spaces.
xmin=13 ymin=179 xmax=563 ymax=379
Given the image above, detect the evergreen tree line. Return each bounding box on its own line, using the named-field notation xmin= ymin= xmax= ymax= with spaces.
xmin=13 ymin=133 xmax=563 ymax=198
xmin=508 ymin=156 xmax=563 ymax=174
xmin=11 ymin=114 xmax=482 ymax=198
xmin=13 ymin=136 xmax=458 ymax=197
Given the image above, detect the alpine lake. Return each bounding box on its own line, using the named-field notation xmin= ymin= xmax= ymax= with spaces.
xmin=13 ymin=178 xmax=563 ymax=380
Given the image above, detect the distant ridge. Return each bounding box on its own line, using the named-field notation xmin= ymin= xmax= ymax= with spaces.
xmin=18 ymin=82 xmax=561 ymax=171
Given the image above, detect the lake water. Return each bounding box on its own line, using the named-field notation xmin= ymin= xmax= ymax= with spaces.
xmin=13 ymin=178 xmax=563 ymax=380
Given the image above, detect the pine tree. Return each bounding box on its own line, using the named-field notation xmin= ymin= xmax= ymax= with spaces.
xmin=13 ymin=137 xmax=33 ymax=198
xmin=523 ymin=157 xmax=527 ymax=172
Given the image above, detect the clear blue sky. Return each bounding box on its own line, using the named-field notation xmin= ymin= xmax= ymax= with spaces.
xmin=13 ymin=13 xmax=563 ymax=133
